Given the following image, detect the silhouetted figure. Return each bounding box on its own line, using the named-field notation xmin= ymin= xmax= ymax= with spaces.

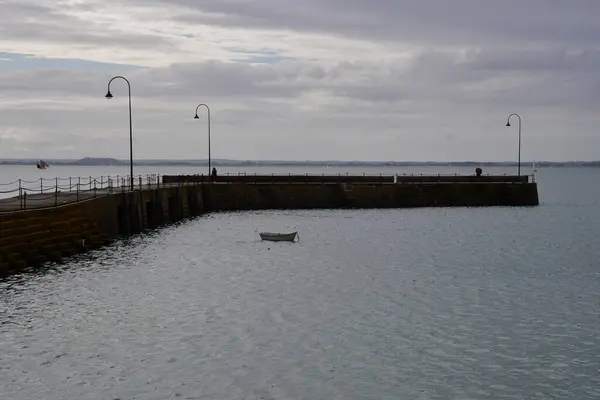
xmin=475 ymin=167 xmax=483 ymax=177
xmin=211 ymin=167 xmax=217 ymax=182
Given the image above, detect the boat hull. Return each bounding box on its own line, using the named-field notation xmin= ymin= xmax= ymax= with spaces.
xmin=259 ymin=232 xmax=297 ymax=242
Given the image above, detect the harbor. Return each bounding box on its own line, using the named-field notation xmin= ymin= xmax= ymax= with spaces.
xmin=0 ymin=172 xmax=538 ymax=274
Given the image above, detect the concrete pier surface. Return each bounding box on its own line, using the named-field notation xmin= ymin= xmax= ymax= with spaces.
xmin=0 ymin=188 xmax=111 ymax=212
xmin=0 ymin=183 xmax=183 ymax=213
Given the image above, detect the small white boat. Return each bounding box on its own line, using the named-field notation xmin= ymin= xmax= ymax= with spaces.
xmin=259 ymin=231 xmax=298 ymax=242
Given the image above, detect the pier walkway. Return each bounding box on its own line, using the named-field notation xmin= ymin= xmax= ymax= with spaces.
xmin=0 ymin=174 xmax=169 ymax=212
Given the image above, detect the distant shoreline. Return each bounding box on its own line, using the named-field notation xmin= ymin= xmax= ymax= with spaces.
xmin=0 ymin=158 xmax=598 ymax=168
xmin=0 ymin=158 xmax=600 ymax=168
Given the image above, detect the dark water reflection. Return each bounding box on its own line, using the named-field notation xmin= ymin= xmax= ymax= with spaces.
xmin=1 ymin=169 xmax=600 ymax=399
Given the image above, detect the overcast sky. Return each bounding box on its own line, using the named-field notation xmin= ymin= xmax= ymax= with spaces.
xmin=0 ymin=0 xmax=598 ymax=161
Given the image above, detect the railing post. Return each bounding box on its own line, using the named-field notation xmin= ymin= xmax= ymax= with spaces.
xmin=69 ymin=177 xmax=72 ymax=192
xmin=139 ymin=176 xmax=142 ymax=190
xmin=40 ymin=178 xmax=43 ymax=194
xmin=77 ymin=177 xmax=80 ymax=202
xmin=23 ymin=192 xmax=27 ymax=210
xmin=89 ymin=176 xmax=92 ymax=191
xmin=18 ymin=179 xmax=22 ymax=209
xmin=55 ymin=177 xmax=58 ymax=206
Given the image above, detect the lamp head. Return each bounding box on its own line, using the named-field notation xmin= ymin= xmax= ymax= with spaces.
xmin=505 ymin=121 xmax=511 ymax=127
xmin=194 ymin=114 xmax=199 ymax=119
xmin=105 ymin=91 xmax=113 ymax=99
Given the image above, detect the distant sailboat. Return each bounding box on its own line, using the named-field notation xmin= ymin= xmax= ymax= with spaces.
xmin=36 ymin=160 xmax=49 ymax=169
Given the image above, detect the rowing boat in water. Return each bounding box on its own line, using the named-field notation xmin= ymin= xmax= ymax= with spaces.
xmin=259 ymin=231 xmax=298 ymax=242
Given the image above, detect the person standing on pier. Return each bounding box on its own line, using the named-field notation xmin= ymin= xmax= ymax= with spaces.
xmin=211 ymin=167 xmax=218 ymax=182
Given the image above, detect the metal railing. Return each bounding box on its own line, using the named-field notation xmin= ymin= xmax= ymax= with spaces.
xmin=162 ymin=172 xmax=530 ymax=185
xmin=0 ymin=174 xmax=193 ymax=213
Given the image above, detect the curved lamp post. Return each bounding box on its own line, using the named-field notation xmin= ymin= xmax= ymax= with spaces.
xmin=506 ymin=113 xmax=522 ymax=176
xmin=105 ymin=76 xmax=134 ymax=190
xmin=194 ymin=103 xmax=211 ymax=177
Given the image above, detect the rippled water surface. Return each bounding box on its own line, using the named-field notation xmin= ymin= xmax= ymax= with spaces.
xmin=1 ymin=168 xmax=600 ymax=399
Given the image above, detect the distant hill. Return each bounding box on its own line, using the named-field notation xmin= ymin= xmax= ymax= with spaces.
xmin=68 ymin=157 xmax=123 ymax=166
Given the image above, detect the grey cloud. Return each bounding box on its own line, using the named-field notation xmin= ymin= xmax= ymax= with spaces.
xmin=6 ymin=0 xmax=596 ymax=58
xmin=465 ymin=48 xmax=600 ymax=73
xmin=1 ymin=48 xmax=598 ymax=110
xmin=0 ymin=68 xmax=111 ymax=97
xmin=2 ymin=22 xmax=172 ymax=51
xmin=160 ymin=0 xmax=600 ymax=46
xmin=0 ymin=1 xmax=175 ymax=54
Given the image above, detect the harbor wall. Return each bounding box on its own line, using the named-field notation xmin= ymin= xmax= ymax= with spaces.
xmin=0 ymin=179 xmax=538 ymax=274
xmin=0 ymin=185 xmax=203 ymax=274
xmin=206 ymin=182 xmax=539 ymax=211
xmin=163 ymin=174 xmax=530 ymax=184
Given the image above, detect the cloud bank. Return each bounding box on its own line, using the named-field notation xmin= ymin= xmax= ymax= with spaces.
xmin=0 ymin=0 xmax=599 ymax=161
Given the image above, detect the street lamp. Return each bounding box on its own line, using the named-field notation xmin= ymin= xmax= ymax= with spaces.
xmin=194 ymin=103 xmax=211 ymax=177
xmin=105 ymin=76 xmax=134 ymax=190
xmin=506 ymin=113 xmax=522 ymax=176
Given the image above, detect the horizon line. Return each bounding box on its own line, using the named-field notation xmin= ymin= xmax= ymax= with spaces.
xmin=0 ymin=157 xmax=598 ymax=164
